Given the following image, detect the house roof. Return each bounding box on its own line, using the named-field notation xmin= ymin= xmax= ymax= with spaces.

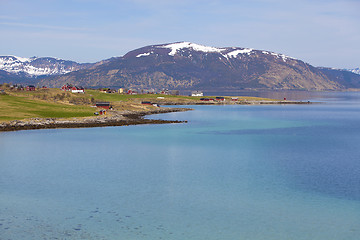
xmin=95 ymin=102 xmax=111 ymax=105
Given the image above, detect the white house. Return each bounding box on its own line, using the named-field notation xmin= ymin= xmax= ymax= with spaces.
xmin=191 ymin=91 xmax=203 ymax=97
xmin=71 ymin=86 xmax=85 ymax=93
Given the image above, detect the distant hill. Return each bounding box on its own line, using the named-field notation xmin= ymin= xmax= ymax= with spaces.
xmin=0 ymin=56 xmax=93 ymax=84
xmin=346 ymin=67 xmax=360 ymax=75
xmin=2 ymin=42 xmax=360 ymax=90
xmin=318 ymin=67 xmax=360 ymax=89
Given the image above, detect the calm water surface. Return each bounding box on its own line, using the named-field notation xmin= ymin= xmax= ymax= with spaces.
xmin=1 ymin=92 xmax=360 ymax=239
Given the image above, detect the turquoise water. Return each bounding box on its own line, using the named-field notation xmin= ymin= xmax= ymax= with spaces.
xmin=1 ymin=92 xmax=360 ymax=239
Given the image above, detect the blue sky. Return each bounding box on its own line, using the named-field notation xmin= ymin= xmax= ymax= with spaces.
xmin=0 ymin=0 xmax=359 ymax=68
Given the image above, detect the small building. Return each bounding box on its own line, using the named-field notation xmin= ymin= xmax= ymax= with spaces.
xmin=231 ymin=97 xmax=238 ymax=101
xmin=200 ymin=98 xmax=214 ymax=101
xmin=95 ymin=102 xmax=111 ymax=109
xmin=118 ymin=88 xmax=124 ymax=94
xmin=12 ymin=84 xmax=24 ymax=91
xmin=141 ymin=101 xmax=160 ymax=107
xmin=94 ymin=109 xmax=107 ymax=115
xmin=141 ymin=101 xmax=152 ymax=105
xmin=100 ymin=88 xmax=110 ymax=93
xmin=26 ymin=85 xmax=36 ymax=91
xmin=71 ymin=86 xmax=85 ymax=93
xmin=191 ymin=91 xmax=203 ymax=97
xmin=61 ymin=83 xmax=72 ymax=91
xmin=216 ymin=97 xmax=225 ymax=101
xmin=160 ymin=89 xmax=170 ymax=95
xmin=127 ymin=89 xmax=138 ymax=95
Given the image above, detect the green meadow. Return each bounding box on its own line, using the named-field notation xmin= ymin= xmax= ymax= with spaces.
xmin=0 ymin=94 xmax=94 ymax=122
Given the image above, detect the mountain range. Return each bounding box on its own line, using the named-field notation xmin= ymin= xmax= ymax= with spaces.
xmin=1 ymin=42 xmax=360 ymax=91
xmin=0 ymin=56 xmax=92 ymax=84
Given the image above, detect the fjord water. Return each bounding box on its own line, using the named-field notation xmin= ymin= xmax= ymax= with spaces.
xmin=1 ymin=92 xmax=360 ymax=239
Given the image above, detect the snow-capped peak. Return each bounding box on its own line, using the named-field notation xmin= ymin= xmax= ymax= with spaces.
xmin=348 ymin=67 xmax=360 ymax=75
xmin=0 ymin=55 xmax=30 ymax=64
xmin=159 ymin=42 xmax=226 ymax=56
xmin=0 ymin=55 xmax=84 ymax=77
xmin=13 ymin=55 xmax=31 ymax=62
xmin=156 ymin=42 xmax=295 ymax=62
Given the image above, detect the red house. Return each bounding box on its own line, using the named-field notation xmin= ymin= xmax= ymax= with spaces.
xmin=127 ymin=89 xmax=138 ymax=95
xmin=95 ymin=102 xmax=111 ymax=109
xmin=200 ymin=98 xmax=215 ymax=101
xmin=26 ymin=85 xmax=36 ymax=91
xmin=61 ymin=84 xmax=72 ymax=91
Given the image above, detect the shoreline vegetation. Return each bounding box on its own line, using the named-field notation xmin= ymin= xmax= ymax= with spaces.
xmin=0 ymin=86 xmax=310 ymax=132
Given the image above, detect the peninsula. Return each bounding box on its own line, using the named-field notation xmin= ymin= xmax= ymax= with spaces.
xmin=0 ymin=85 xmax=309 ymax=132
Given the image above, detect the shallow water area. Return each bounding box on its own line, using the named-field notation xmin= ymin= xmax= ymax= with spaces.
xmin=1 ymin=91 xmax=360 ymax=239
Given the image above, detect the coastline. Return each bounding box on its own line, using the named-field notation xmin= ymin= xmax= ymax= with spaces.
xmin=0 ymin=107 xmax=191 ymax=132
xmin=0 ymin=99 xmax=311 ymax=132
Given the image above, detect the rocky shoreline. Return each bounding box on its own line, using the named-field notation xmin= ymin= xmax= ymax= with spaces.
xmin=0 ymin=107 xmax=191 ymax=132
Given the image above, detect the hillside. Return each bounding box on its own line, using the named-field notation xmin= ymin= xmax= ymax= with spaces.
xmin=2 ymin=42 xmax=360 ymax=91
xmin=39 ymin=42 xmax=351 ymax=91
xmin=319 ymin=67 xmax=360 ymax=89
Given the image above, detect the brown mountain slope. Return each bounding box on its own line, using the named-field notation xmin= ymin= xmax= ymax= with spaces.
xmin=39 ymin=42 xmax=355 ymax=90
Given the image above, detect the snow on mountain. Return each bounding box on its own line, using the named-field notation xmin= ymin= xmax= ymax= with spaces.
xmin=321 ymin=67 xmax=360 ymax=76
xmin=39 ymin=41 xmax=360 ymax=91
xmin=157 ymin=42 xmax=254 ymax=59
xmin=0 ymin=55 xmax=88 ymax=77
xmin=347 ymin=68 xmax=360 ymax=75
xmin=261 ymin=51 xmax=295 ymax=62
xmin=136 ymin=42 xmax=295 ymax=62
xmin=0 ymin=56 xmax=30 ymax=68
xmin=225 ymin=48 xmax=253 ymax=58
xmin=136 ymin=52 xmax=153 ymax=58
xmin=159 ymin=42 xmax=226 ymax=56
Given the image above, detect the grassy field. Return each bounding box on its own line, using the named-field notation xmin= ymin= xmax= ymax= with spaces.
xmin=0 ymin=89 xmax=191 ymax=122
xmin=0 ymin=94 xmax=95 ymax=122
